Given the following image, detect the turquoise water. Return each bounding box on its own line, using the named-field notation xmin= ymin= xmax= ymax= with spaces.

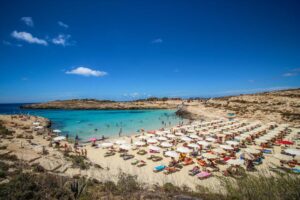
xmin=0 ymin=104 xmax=184 ymax=140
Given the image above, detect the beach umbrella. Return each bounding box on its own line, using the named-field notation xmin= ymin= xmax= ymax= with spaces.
xmin=101 ymin=142 xmax=114 ymax=148
xmin=147 ymin=138 xmax=158 ymax=144
xmin=189 ymin=134 xmax=200 ymax=139
xmin=276 ymin=140 xmax=294 ymax=145
xmin=175 ymin=132 xmax=184 ymax=136
xmin=53 ymin=129 xmax=62 ymax=133
xmin=197 ymin=141 xmax=210 ymax=147
xmin=119 ymin=144 xmax=132 ymax=150
xmin=187 ymin=143 xmax=199 ymax=149
xmin=115 ymin=140 xmax=127 ymax=145
xmin=176 ymin=147 xmax=191 ymax=153
xmin=149 ymin=145 xmax=161 ymax=152
xmin=202 ymin=153 xmax=218 ymax=159
xmin=285 ymin=149 xmax=300 ymax=156
xmin=32 ymin=122 xmax=40 ymax=125
xmin=244 ymin=148 xmax=260 ymax=154
xmin=186 ymin=129 xmax=195 ymax=133
xmin=155 ymin=131 xmax=165 ymax=136
xmin=138 ymin=135 xmax=148 ymax=140
xmin=212 ymin=148 xmax=226 ymax=154
xmin=180 ymin=136 xmax=192 ymax=142
xmin=273 ymin=154 xmax=293 ymax=161
xmin=157 ymin=136 xmax=168 ymax=141
xmin=166 ymin=134 xmax=176 ymax=139
xmin=147 ymin=130 xmax=156 ymax=134
xmin=89 ymin=138 xmax=97 ymax=142
xmin=53 ymin=136 xmax=66 ymax=141
xmin=160 ymin=142 xmax=173 ymax=148
xmin=134 ymin=141 xmax=146 ymax=146
xmin=220 ymin=145 xmax=234 ymax=150
xmin=165 ymin=151 xmax=179 ymax=158
xmin=226 ymin=140 xmax=239 ymax=146
xmin=206 ymin=137 xmax=216 ymax=142
xmin=227 ymin=159 xmax=244 ymax=166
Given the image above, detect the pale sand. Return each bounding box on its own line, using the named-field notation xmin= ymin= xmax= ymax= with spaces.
xmin=1 ymin=114 xmax=299 ymax=191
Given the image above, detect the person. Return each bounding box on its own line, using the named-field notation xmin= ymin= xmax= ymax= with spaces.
xmin=84 ymin=149 xmax=87 ymax=157
xmin=119 ymin=128 xmax=122 ymax=137
xmin=246 ymin=159 xmax=255 ymax=171
xmin=66 ymin=133 xmax=69 ymax=141
xmin=81 ymin=149 xmax=84 ymax=156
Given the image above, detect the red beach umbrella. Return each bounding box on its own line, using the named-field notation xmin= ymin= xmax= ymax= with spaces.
xmin=276 ymin=140 xmax=294 ymax=145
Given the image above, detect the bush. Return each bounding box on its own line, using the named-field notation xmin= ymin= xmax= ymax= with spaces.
xmin=67 ymin=155 xmax=89 ymax=170
xmin=116 ymin=172 xmax=141 ymax=195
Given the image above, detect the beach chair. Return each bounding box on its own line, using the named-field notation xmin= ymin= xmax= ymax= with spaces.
xmin=152 ymin=156 xmax=163 ymax=162
xmin=163 ymin=167 xmax=179 ymax=175
xmin=196 ymin=171 xmax=212 ymax=179
xmin=189 ymin=167 xmax=200 ymax=176
xmin=153 ymin=165 xmax=166 ymax=172
xmin=137 ymin=160 xmax=146 ymax=167
xmin=131 ymin=159 xmax=139 ymax=165
xmin=137 ymin=149 xmax=147 ymax=155
xmin=183 ymin=157 xmax=194 ymax=166
xmin=123 ymin=154 xmax=134 ymax=160
xmin=104 ymin=151 xmax=115 ymax=157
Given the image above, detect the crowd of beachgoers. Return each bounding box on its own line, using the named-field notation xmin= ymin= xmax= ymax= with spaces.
xmin=1 ymin=114 xmax=299 ymax=190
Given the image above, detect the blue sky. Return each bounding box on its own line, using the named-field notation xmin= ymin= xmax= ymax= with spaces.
xmin=0 ymin=0 xmax=300 ymax=103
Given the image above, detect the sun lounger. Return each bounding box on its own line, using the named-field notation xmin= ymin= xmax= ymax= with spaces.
xmin=131 ymin=159 xmax=139 ymax=165
xmin=104 ymin=151 xmax=115 ymax=157
xmin=153 ymin=165 xmax=166 ymax=172
xmin=189 ymin=168 xmax=200 ymax=176
xmin=152 ymin=156 xmax=163 ymax=162
xmin=263 ymin=149 xmax=272 ymax=154
xmin=164 ymin=167 xmax=179 ymax=175
xmin=137 ymin=160 xmax=146 ymax=167
xmin=123 ymin=154 xmax=134 ymax=160
xmin=183 ymin=158 xmax=194 ymax=165
xmin=137 ymin=149 xmax=147 ymax=155
xmin=196 ymin=171 xmax=212 ymax=179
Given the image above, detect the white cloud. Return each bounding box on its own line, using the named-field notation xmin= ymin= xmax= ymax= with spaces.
xmin=66 ymin=67 xmax=108 ymax=77
xmin=283 ymin=72 xmax=297 ymax=77
xmin=58 ymin=21 xmax=69 ymax=28
xmin=21 ymin=17 xmax=34 ymax=27
xmin=11 ymin=31 xmax=47 ymax=46
xmin=152 ymin=38 xmax=163 ymax=43
xmin=52 ymin=34 xmax=71 ymax=46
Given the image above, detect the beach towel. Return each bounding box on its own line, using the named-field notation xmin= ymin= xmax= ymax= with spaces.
xmin=196 ymin=171 xmax=211 ymax=179
xmin=154 ymin=165 xmax=165 ymax=171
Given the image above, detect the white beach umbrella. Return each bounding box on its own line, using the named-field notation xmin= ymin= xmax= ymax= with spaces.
xmin=202 ymin=153 xmax=218 ymax=159
xmin=134 ymin=141 xmax=146 ymax=146
xmin=101 ymin=142 xmax=114 ymax=148
xmin=212 ymin=148 xmax=226 ymax=154
xmin=160 ymin=142 xmax=173 ymax=148
xmin=197 ymin=141 xmax=210 ymax=147
xmin=227 ymin=159 xmax=244 ymax=165
xmin=166 ymin=134 xmax=176 ymax=139
xmin=273 ymin=154 xmax=293 ymax=161
xmin=165 ymin=151 xmax=179 ymax=158
xmin=175 ymin=132 xmax=184 ymax=136
xmin=244 ymin=148 xmax=260 ymax=154
xmin=181 ymin=136 xmax=192 ymax=142
xmin=155 ymin=131 xmax=165 ymax=136
xmin=53 ymin=136 xmax=66 ymax=141
xmin=149 ymin=145 xmax=161 ymax=152
xmin=157 ymin=136 xmax=168 ymax=141
xmin=220 ymin=145 xmax=234 ymax=150
xmin=120 ymin=144 xmax=132 ymax=150
xmin=206 ymin=137 xmax=216 ymax=142
xmin=187 ymin=143 xmax=199 ymax=149
xmin=176 ymin=147 xmax=191 ymax=153
xmin=115 ymin=140 xmax=127 ymax=145
xmin=32 ymin=122 xmax=40 ymax=125
xmin=138 ymin=135 xmax=148 ymax=140
xmin=226 ymin=140 xmax=239 ymax=146
xmin=189 ymin=134 xmax=200 ymax=139
xmin=186 ymin=129 xmax=195 ymax=133
xmin=147 ymin=138 xmax=158 ymax=144
xmin=53 ymin=129 xmax=62 ymax=133
xmin=285 ymin=149 xmax=300 ymax=156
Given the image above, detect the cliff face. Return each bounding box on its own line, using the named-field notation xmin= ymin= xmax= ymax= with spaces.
xmin=202 ymin=89 xmax=300 ymax=125
xmin=21 ymin=99 xmax=181 ymax=110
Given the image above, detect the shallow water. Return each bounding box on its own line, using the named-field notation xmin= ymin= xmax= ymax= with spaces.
xmin=0 ymin=104 xmax=184 ymax=139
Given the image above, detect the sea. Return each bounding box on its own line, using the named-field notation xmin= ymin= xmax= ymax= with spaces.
xmin=0 ymin=103 xmax=185 ymax=140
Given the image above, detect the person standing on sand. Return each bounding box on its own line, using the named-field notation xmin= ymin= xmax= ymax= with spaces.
xmin=84 ymin=149 xmax=87 ymax=157
xmin=119 ymin=128 xmax=122 ymax=137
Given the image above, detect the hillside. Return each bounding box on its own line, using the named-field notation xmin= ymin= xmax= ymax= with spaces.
xmin=177 ymin=88 xmax=300 ymax=125
xmin=21 ymin=99 xmax=182 ymax=110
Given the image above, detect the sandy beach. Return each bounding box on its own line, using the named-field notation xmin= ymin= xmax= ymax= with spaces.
xmin=1 ymin=113 xmax=299 ymax=192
